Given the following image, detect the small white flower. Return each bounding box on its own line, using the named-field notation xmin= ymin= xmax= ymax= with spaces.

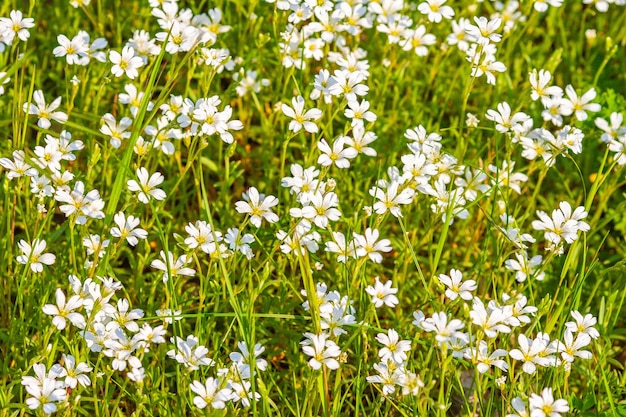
xmin=365 ymin=277 xmax=399 ymax=308
xmin=109 ymin=45 xmax=144 ymax=79
xmin=127 ymin=167 xmax=166 ymax=204
xmin=235 ymin=187 xmax=279 ymax=228
xmin=17 ymin=239 xmax=56 ymax=273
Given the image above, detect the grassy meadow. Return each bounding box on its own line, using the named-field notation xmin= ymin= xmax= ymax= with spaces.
xmin=1 ymin=0 xmax=625 ymax=416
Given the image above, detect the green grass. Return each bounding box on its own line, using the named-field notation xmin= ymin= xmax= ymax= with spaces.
xmin=1 ymin=0 xmax=626 ymax=416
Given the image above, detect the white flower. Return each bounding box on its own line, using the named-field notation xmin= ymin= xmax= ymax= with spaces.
xmin=466 ymin=16 xmax=502 ymax=46
xmin=0 ymin=10 xmax=35 ymax=42
xmin=17 ymin=239 xmax=56 ymax=273
xmin=528 ymin=388 xmax=569 ymax=417
xmin=190 ymin=378 xmax=232 ymax=409
xmin=52 ymin=354 xmax=92 ymax=389
xmin=109 ymin=45 xmax=144 ymax=79
xmin=421 ymin=311 xmax=465 ymax=344
xmin=282 ymin=96 xmax=322 ymax=133
xmin=353 ymin=228 xmax=392 ymax=264
xmin=532 ymin=202 xmax=589 ymax=247
xmin=565 ymin=311 xmax=600 ymax=339
xmin=485 ymin=102 xmax=532 ymax=134
xmin=291 ymin=191 xmax=341 ymax=228
xmin=438 ymin=269 xmax=477 ymax=300
xmin=317 ymin=136 xmax=358 ymax=168
xmin=127 ymin=167 xmax=166 ymax=204
xmin=110 ymin=212 xmax=148 ymax=246
xmin=42 ymin=288 xmax=85 ymax=330
xmin=235 ymin=187 xmax=279 ymax=228
xmin=24 ymin=90 xmax=68 ymax=129
xmin=418 ymin=0 xmax=454 ymax=23
xmin=560 ymin=85 xmax=601 ymax=121
xmin=365 ymin=277 xmax=399 ymax=308
xmin=301 ymin=333 xmax=342 ymax=370
xmin=151 ymin=251 xmax=195 ymax=283
xmin=167 ymin=335 xmax=214 ymax=370
xmin=376 ymin=329 xmax=411 ymax=364
xmin=370 ymin=181 xmax=415 ymax=218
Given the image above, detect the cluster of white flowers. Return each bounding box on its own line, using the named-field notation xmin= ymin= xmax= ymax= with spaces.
xmin=367 ymin=328 xmax=423 ymax=396
xmin=39 ymin=275 xmax=166 ymax=389
xmin=21 ymin=358 xmax=91 ymax=414
xmin=301 ymin=282 xmax=355 ymax=370
xmin=189 ymin=341 xmax=267 ymax=410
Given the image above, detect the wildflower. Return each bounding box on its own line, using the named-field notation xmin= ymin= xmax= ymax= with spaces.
xmin=565 ymin=311 xmax=600 ymax=339
xmin=301 ymin=332 xmax=342 ymax=370
xmin=109 ymin=45 xmax=144 ymax=79
xmin=167 ymin=335 xmax=214 ymax=370
xmin=224 ymin=227 xmax=255 ymax=259
xmin=231 ymin=342 xmax=268 ymax=377
xmin=505 ymin=252 xmax=544 ymax=282
xmin=320 ymin=303 xmax=356 ymax=337
xmin=324 ymin=231 xmax=353 ymax=263
xmin=53 ymin=34 xmax=88 ymax=65
xmin=24 ymin=90 xmax=68 ymax=129
xmin=344 ymin=99 xmax=376 ymax=127
xmin=438 ymin=269 xmax=477 ymax=300
xmin=0 ymin=150 xmax=37 ymax=180
xmin=421 ymin=312 xmax=465 ymax=344
xmin=370 ymin=181 xmax=415 ymax=218
xmin=0 ymin=10 xmax=35 ymax=42
xmin=486 ymin=102 xmax=532 ymax=134
xmin=317 ymin=136 xmax=358 ymax=168
xmin=151 ymin=251 xmax=195 ymax=283
xmin=235 ymin=187 xmax=279 ymax=228
xmin=156 ymin=308 xmax=183 ymax=324
xmin=558 ymin=330 xmax=592 ymax=363
xmin=55 ymin=181 xmax=105 ymax=225
xmin=470 ymin=298 xmax=511 ymax=338
xmin=110 ymin=211 xmax=148 ymax=246
xmin=505 ymin=397 xmax=529 ymax=417
xmin=291 ymin=191 xmax=341 ymax=228
xmin=366 ymin=362 xmax=403 ymax=395
xmin=418 ymin=0 xmax=454 ymax=23
xmin=190 ymin=378 xmax=232 ymax=409
xmin=401 ymin=25 xmax=437 ymax=56
xmin=533 ymin=0 xmax=564 ymax=12
xmin=595 ymin=112 xmax=625 ymax=143
xmin=529 ymin=69 xmax=562 ymax=105
xmin=17 ymin=239 xmax=56 ymax=273
xmin=345 ymin=125 xmax=378 ymax=157
xmin=353 ymin=228 xmax=392 ymax=264
xmin=466 ymin=16 xmax=502 ymax=46
xmin=447 ymin=18 xmax=475 ymax=51
xmin=376 ymin=329 xmax=411 ymax=364
xmin=22 ymin=369 xmax=67 ymax=414
xmin=156 ymin=20 xmax=199 ymax=54
xmin=282 ymin=96 xmax=322 ymax=133
xmin=184 ymin=220 xmax=221 ymax=253
xmin=464 ymin=340 xmax=508 ymax=373
xmin=528 ymin=388 xmax=569 ymax=417
xmin=328 ymin=70 xmax=369 ymax=102
xmin=42 ymin=288 xmax=85 ymax=330
xmin=52 ymin=354 xmax=92 ymax=389
xmin=509 ymin=334 xmax=552 ymax=374
xmin=560 ymin=85 xmax=601 ymax=121
xmin=127 ymin=167 xmax=166 ymax=204
xmin=532 ymin=202 xmax=589 ymax=247
xmin=230 ymin=380 xmax=261 ymax=407
xmin=100 ymin=113 xmax=133 ymax=149
xmin=365 ymin=277 xmax=399 ymax=308
xmin=488 ymin=160 xmax=528 ymax=194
